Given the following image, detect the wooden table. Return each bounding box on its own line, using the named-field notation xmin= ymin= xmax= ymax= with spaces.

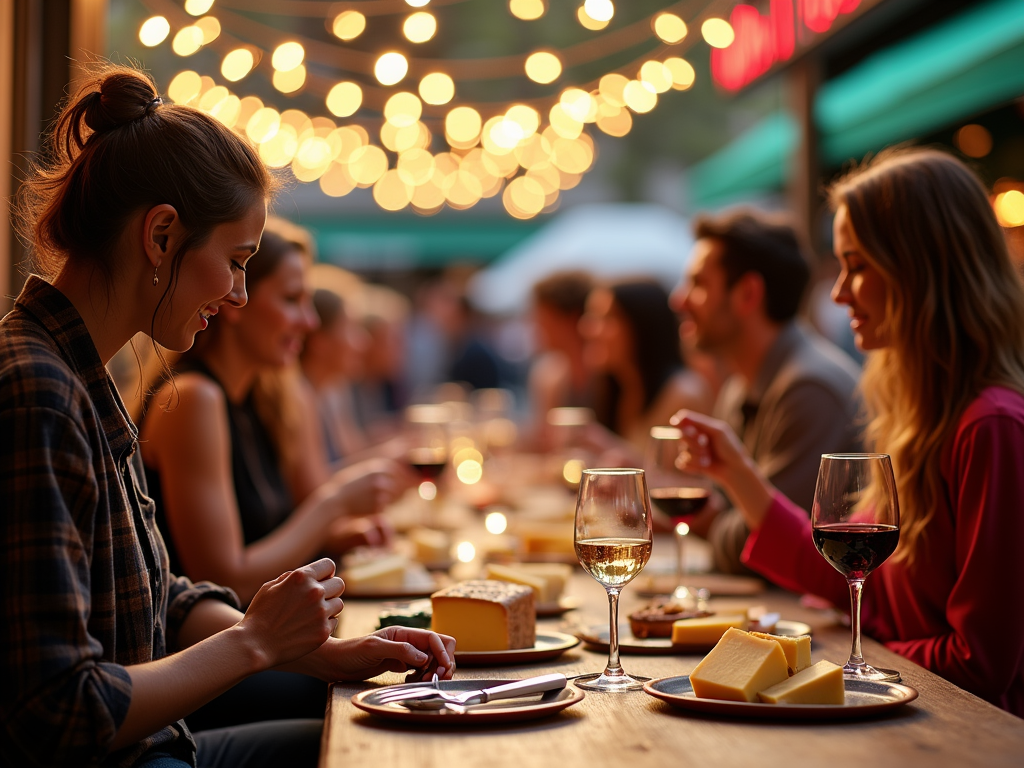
xmin=321 ymin=553 xmax=1024 ymax=768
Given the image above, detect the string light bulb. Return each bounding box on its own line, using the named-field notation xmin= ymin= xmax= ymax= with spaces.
xmin=510 ymin=0 xmax=546 ymax=20
xmin=326 ymin=82 xmax=363 ymax=117
xmin=195 ymin=17 xmax=221 ymax=44
xmin=583 ymin=0 xmax=614 ymax=23
xmin=139 ymin=16 xmax=170 ymax=47
xmin=375 ymin=52 xmax=409 ymax=85
xmin=404 ymin=12 xmax=437 ymax=43
xmin=332 ymin=11 xmax=366 ymax=41
xmin=577 ymin=6 xmax=609 ymax=31
xmin=221 ymin=49 xmax=254 ymax=82
xmin=272 ymin=42 xmax=305 ymax=72
xmin=184 ymin=0 xmax=214 ymax=16
xmin=172 ymin=27 xmax=204 ymax=56
xmin=653 ymin=13 xmax=687 ymax=44
xmin=525 ymin=51 xmax=561 ymax=84
xmin=702 ymin=18 xmax=735 ymax=48
xmin=419 ymin=72 xmax=455 ymax=105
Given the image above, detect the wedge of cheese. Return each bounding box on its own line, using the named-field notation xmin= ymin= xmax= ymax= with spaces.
xmin=757 ymin=660 xmax=845 ymax=704
xmin=341 ymin=555 xmax=408 ymax=591
xmin=408 ymin=527 xmax=450 ymax=564
xmin=483 ymin=562 xmax=571 ymax=604
xmin=430 ymin=580 xmax=536 ymax=651
xmin=671 ymin=614 xmax=748 ymax=646
xmin=749 ymin=631 xmax=812 ymax=675
xmin=516 ymin=521 xmax=576 ymax=557
xmin=689 ymin=627 xmax=790 ymax=702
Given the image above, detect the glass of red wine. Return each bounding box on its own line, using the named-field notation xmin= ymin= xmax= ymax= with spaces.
xmin=811 ymin=453 xmax=901 ymax=682
xmin=645 ymin=426 xmax=712 ymax=605
xmin=404 ymin=404 xmax=451 ymax=509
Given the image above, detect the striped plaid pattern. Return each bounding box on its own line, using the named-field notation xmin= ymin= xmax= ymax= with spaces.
xmin=1 ymin=277 xmax=238 ymax=768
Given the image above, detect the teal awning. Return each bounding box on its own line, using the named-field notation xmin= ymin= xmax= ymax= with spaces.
xmin=689 ymin=0 xmax=1024 ymax=207
xmin=295 ymin=215 xmax=542 ymax=270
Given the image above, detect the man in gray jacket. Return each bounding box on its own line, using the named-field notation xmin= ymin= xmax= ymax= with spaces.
xmin=671 ymin=209 xmax=862 ymax=574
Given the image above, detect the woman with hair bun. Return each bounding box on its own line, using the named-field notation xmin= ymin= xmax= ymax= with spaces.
xmin=0 ymin=65 xmax=454 ymax=768
xmin=673 ymin=147 xmax=1024 ymax=717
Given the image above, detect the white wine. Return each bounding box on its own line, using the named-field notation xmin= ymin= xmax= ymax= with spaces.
xmin=575 ymin=537 xmax=652 ymax=587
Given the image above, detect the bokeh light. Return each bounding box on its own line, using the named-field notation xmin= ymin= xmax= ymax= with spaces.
xmin=373 ymin=169 xmax=414 ymax=211
xmin=419 ymin=72 xmax=455 ymax=104
xmin=375 ymin=52 xmax=409 ymax=85
xmin=599 ymin=73 xmax=629 ymax=107
xmin=404 ymin=12 xmax=437 ymax=43
xmin=577 ymin=6 xmax=609 ymax=31
xmin=195 ymin=16 xmax=220 ymax=44
xmin=955 ymin=124 xmax=993 ymax=158
xmin=623 ymin=80 xmax=657 ymax=113
xmin=168 ymin=71 xmax=202 ymax=104
xmin=139 ymin=16 xmax=170 ymax=47
xmin=702 ymin=18 xmax=735 ymax=48
xmin=272 ymin=42 xmax=305 ymax=72
xmin=273 ymin=65 xmax=306 ymax=93
xmin=510 ymin=0 xmax=546 ymax=20
xmin=221 ymin=49 xmax=254 ymax=82
xmin=485 ymin=511 xmax=508 ymax=534
xmin=326 ymin=82 xmax=362 ymax=117
xmin=525 ymin=51 xmax=562 ymax=84
xmin=653 ymin=13 xmax=687 ymax=43
xmin=664 ymin=57 xmax=696 ymax=90
xmin=172 ymin=26 xmax=204 ymax=56
xmin=184 ymin=0 xmax=214 ymax=16
xmin=639 ymin=61 xmax=672 ymax=93
xmin=584 ymin=0 xmax=614 ymax=22
xmin=246 ymin=106 xmax=281 ymax=144
xmin=384 ymin=92 xmax=423 ymax=128
xmin=995 ymin=190 xmax=1024 ymax=227
xmin=333 ymin=10 xmax=366 ymax=41
xmin=348 ymin=145 xmax=389 ymax=186
xmin=446 ymin=106 xmax=483 ymax=145
xmin=320 ymin=163 xmax=356 ymax=197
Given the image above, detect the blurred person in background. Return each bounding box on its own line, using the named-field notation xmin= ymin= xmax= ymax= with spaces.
xmin=141 ymin=220 xmax=410 ymax=730
xmin=674 ymin=148 xmax=1024 ymax=717
xmin=527 ymin=270 xmax=596 ymax=448
xmin=670 ymin=209 xmax=862 ymax=575
xmin=352 ymin=284 xmax=412 ymax=443
xmin=580 ymin=278 xmax=713 ymax=452
xmin=300 ymin=274 xmax=372 ymax=465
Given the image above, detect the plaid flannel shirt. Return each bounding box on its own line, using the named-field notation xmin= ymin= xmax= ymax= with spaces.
xmin=1 ymin=277 xmax=239 ymax=768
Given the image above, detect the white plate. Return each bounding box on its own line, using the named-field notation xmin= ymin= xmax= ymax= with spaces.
xmin=576 ymin=619 xmax=813 ymax=654
xmin=454 ymin=631 xmax=581 ymax=666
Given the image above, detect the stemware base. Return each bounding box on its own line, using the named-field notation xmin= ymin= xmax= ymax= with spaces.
xmin=843 ymin=664 xmax=901 ymax=683
xmin=573 ymin=672 xmax=651 ymax=692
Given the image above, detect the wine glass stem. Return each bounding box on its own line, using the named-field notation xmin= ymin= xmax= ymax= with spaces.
xmin=605 ymin=587 xmax=623 ymax=677
xmin=846 ymin=577 xmax=866 ymax=668
xmin=675 ymin=529 xmax=686 ymax=583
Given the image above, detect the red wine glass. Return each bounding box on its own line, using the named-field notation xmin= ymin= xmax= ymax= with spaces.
xmin=811 ymin=453 xmax=901 ymax=682
xmin=645 ymin=426 xmax=712 ymax=605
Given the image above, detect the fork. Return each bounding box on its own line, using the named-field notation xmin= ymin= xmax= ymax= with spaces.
xmin=377 ymin=673 xmax=567 ymax=707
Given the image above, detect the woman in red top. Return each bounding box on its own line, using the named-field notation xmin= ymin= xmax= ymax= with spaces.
xmin=674 ymin=147 xmax=1024 ymax=717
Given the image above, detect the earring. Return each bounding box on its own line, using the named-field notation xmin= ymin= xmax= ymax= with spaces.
xmin=153 ymin=267 xmax=159 ymax=286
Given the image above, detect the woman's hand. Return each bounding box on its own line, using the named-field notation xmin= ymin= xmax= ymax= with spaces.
xmin=235 ymin=558 xmax=344 ymax=670
xmin=669 ymin=410 xmax=775 ymax=530
xmin=303 ymin=627 xmax=457 ymax=682
xmin=325 ymin=513 xmax=395 ymax=554
xmin=327 ymin=458 xmax=411 ymax=519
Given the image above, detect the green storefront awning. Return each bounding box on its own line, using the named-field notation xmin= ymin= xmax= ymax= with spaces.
xmin=295 ymin=215 xmax=542 ymax=270
xmin=689 ymin=0 xmax=1024 ymax=208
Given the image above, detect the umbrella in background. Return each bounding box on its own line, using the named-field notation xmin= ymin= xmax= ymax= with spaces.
xmin=467 ymin=203 xmax=693 ymax=315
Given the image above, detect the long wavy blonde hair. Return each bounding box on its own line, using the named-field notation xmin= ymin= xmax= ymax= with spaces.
xmin=829 ymin=148 xmax=1024 ymax=565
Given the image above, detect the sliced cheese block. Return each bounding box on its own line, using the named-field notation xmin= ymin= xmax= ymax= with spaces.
xmin=341 ymin=554 xmax=408 ymax=591
xmin=483 ymin=562 xmax=572 ymax=604
xmin=749 ymin=631 xmax=812 ymax=675
xmin=671 ymin=614 xmax=748 ymax=646
xmin=516 ymin=521 xmax=576 ymax=556
xmin=431 ymin=580 xmax=536 ymax=652
xmin=483 ymin=563 xmax=549 ymax=602
xmin=518 ymin=563 xmax=572 ymax=602
xmin=408 ymin=527 xmax=450 ymax=564
xmin=757 ymin=660 xmax=845 ymax=704
xmin=689 ymin=627 xmax=790 ymax=702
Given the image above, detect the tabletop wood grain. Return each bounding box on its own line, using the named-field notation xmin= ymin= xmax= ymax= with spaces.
xmin=321 ymin=555 xmax=1024 ymax=768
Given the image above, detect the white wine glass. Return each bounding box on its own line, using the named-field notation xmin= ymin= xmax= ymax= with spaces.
xmin=811 ymin=453 xmax=901 ymax=683
xmin=645 ymin=426 xmax=712 ymax=607
xmin=574 ymin=468 xmax=654 ymax=691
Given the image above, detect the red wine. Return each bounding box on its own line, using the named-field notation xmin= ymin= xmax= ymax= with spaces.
xmin=650 ymin=487 xmax=710 ymax=521
xmin=812 ymin=523 xmax=899 ymax=579
xmin=407 ymin=448 xmax=446 ymax=482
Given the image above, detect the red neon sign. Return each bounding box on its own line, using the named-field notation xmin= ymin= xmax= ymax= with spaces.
xmin=712 ymin=0 xmax=862 ymax=91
